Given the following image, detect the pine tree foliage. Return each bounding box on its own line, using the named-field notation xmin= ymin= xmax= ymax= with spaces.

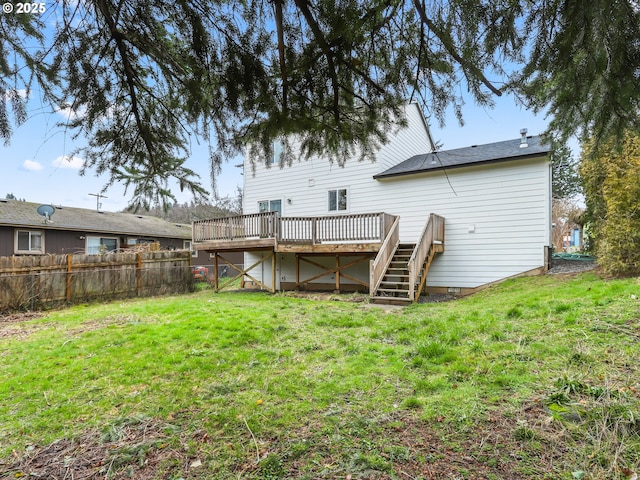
xmin=580 ymin=133 xmax=640 ymax=276
xmin=1 ymin=0 xmax=639 ymax=208
xmin=550 ymin=142 xmax=581 ymax=200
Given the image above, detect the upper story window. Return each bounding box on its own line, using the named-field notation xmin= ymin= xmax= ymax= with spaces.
xmin=270 ymin=139 xmax=285 ymax=165
xmin=328 ymin=188 xmax=348 ymax=212
xmin=15 ymin=229 xmax=44 ymax=254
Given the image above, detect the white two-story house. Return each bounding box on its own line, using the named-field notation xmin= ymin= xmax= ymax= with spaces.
xmin=193 ymin=103 xmax=552 ymax=303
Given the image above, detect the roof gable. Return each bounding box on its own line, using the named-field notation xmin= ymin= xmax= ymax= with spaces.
xmin=374 ymin=135 xmax=550 ymax=179
xmin=0 ymin=199 xmax=191 ymax=239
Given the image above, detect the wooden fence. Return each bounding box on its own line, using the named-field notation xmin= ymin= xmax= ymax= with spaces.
xmin=0 ymin=251 xmax=193 ymax=312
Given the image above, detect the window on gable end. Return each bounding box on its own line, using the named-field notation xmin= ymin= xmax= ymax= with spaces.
xmin=270 ymin=139 xmax=285 ymax=165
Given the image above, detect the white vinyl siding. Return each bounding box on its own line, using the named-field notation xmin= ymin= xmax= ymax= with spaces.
xmin=376 ymin=159 xmax=550 ymax=288
xmin=243 ymin=104 xmax=433 ymax=218
xmin=242 ymin=103 xmax=550 ymax=290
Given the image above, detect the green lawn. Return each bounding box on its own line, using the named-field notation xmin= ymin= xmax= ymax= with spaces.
xmin=1 ymin=272 xmax=639 ymax=479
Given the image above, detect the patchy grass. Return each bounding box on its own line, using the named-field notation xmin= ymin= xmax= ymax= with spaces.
xmin=1 ymin=272 xmax=639 ymax=479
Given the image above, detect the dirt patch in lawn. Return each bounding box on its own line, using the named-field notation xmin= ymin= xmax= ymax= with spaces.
xmin=0 ymin=311 xmax=43 ymax=324
xmin=1 ymin=418 xmax=189 ymax=480
xmin=0 ymin=314 xmax=141 ymax=340
xmin=2 ymin=401 xmax=572 ymax=479
xmin=0 ymin=311 xmax=45 ymax=339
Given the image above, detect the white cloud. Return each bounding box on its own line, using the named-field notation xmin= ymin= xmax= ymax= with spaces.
xmin=3 ymin=88 xmax=27 ymax=101
xmin=54 ymin=105 xmax=87 ymax=121
xmin=52 ymin=155 xmax=84 ymax=170
xmin=22 ymin=159 xmax=44 ymax=171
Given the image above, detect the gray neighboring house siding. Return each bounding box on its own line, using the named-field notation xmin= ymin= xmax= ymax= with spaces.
xmin=0 ymin=199 xmax=199 ymax=258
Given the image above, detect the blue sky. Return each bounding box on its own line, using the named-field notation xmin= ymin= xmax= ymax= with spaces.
xmin=2 ymin=91 xmax=551 ymax=212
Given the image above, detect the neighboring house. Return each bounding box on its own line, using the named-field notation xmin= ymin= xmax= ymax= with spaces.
xmin=0 ymin=198 xmax=200 ymax=259
xmin=193 ymin=103 xmax=552 ymax=303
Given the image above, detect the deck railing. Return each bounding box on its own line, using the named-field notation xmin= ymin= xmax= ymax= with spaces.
xmin=279 ymin=213 xmax=389 ymax=243
xmin=407 ymin=213 xmax=445 ymax=301
xmin=192 ymin=212 xmax=279 ymax=242
xmin=193 ymin=212 xmax=396 ymax=245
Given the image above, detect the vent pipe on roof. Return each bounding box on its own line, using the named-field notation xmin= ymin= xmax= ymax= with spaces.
xmin=520 ymin=128 xmax=528 ymax=148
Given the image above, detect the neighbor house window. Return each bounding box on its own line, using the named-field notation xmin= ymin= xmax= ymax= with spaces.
xmin=15 ymin=230 xmax=44 ymax=254
xmin=328 ymin=188 xmax=348 ymax=212
xmin=184 ymin=240 xmax=197 ymax=257
xmin=86 ymin=236 xmax=118 ymax=254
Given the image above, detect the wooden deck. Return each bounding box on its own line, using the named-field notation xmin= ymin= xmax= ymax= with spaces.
xmin=191 ymin=211 xmax=444 ymax=301
xmin=192 ymin=212 xmax=397 ymax=253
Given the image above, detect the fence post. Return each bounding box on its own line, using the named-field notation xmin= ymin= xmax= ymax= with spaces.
xmin=136 ymin=253 xmax=142 ymax=296
xmin=30 ymin=273 xmax=35 ymax=310
xmin=66 ymin=254 xmax=72 ymax=302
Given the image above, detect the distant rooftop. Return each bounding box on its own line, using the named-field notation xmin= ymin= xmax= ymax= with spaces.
xmin=0 ymin=199 xmax=191 ymax=239
xmin=374 ymin=135 xmax=550 ymax=179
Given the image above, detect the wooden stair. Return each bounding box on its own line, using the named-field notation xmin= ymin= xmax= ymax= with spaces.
xmin=369 ymin=213 xmax=445 ymax=305
xmin=371 ymin=243 xmax=415 ymax=305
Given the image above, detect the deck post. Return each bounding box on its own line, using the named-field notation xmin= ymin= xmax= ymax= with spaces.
xmin=214 ymin=253 xmax=219 ymax=292
xmin=311 ymin=218 xmax=317 ymax=244
xmin=271 ymin=251 xmax=277 ymax=293
xmin=296 ymin=254 xmax=300 ymax=288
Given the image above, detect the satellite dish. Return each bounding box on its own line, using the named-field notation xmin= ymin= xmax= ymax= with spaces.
xmin=36 ymin=204 xmax=55 ymax=223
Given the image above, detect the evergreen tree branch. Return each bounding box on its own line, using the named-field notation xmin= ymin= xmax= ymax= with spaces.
xmin=412 ymin=0 xmax=502 ymax=96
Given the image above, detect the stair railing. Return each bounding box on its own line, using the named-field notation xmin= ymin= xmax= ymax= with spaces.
xmin=369 ymin=215 xmax=400 ymax=297
xmin=407 ymin=214 xmax=445 ymax=301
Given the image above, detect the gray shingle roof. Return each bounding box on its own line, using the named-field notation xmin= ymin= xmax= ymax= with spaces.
xmin=0 ymin=199 xmax=191 ymax=239
xmin=374 ymin=135 xmax=551 ymax=179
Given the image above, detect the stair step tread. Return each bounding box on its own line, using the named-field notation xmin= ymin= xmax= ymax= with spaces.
xmin=370 ymin=297 xmax=412 ymax=306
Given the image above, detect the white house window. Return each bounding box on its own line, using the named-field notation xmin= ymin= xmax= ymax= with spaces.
xmin=270 ymin=139 xmax=285 ymax=164
xmin=15 ymin=230 xmax=44 ymax=254
xmin=184 ymin=240 xmax=197 ymax=257
xmin=86 ymin=236 xmax=118 ymax=254
xmin=258 ymin=199 xmax=282 ymax=215
xmin=328 ymin=188 xmax=348 ymax=212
